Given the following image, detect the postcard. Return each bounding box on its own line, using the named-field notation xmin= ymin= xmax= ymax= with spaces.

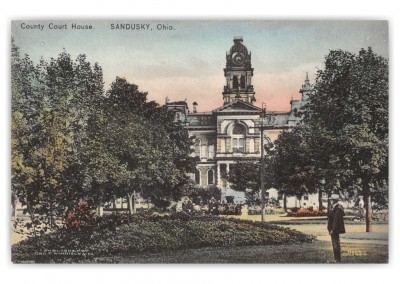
xmin=11 ymin=20 xmax=388 ymax=263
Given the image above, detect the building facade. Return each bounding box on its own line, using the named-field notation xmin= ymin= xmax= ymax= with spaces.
xmin=166 ymin=37 xmax=315 ymax=206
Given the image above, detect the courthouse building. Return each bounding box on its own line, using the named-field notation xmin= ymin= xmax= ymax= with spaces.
xmin=166 ymin=37 xmax=318 ymax=208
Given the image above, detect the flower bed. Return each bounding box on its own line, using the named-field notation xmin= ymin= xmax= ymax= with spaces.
xmin=286 ymin=208 xmax=327 ymax=217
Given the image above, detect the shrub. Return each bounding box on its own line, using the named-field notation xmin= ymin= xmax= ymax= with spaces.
xmin=65 ymin=201 xmax=95 ymax=229
xmin=12 ymin=214 xmax=315 ymax=263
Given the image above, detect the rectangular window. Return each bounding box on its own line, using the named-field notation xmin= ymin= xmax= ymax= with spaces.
xmin=208 ymin=145 xmax=214 ymax=159
xmin=232 ymin=138 xmax=245 ymax=153
xmin=194 ymin=145 xmax=200 ymax=157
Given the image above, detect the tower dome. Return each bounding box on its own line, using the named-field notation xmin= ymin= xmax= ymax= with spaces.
xmin=228 ymin=37 xmax=249 ymax=57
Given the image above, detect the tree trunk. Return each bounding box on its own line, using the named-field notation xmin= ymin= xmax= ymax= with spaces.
xmin=318 ymin=187 xmax=323 ymax=210
xmin=97 ymin=206 xmax=103 ymax=217
xmin=127 ymin=193 xmax=134 ymax=216
xmin=11 ymin=194 xmax=18 ymax=220
xmin=283 ymin=194 xmax=287 ymax=213
xmin=364 ymin=193 xmax=373 ymax=232
xmin=132 ymin=190 xmax=137 ymax=214
xmin=327 ymin=194 xmax=331 ymax=215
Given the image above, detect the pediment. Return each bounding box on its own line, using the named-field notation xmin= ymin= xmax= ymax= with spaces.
xmin=213 ymin=100 xmax=262 ymax=113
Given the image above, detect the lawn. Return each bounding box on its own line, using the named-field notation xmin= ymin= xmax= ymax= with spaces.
xmin=91 ymin=241 xmax=388 ymax=264
xmin=12 ymin=212 xmax=388 ymax=264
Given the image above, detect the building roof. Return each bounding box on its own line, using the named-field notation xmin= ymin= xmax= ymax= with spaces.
xmin=212 ymin=100 xmax=262 ymax=113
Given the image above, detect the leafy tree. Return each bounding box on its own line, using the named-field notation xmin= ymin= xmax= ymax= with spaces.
xmin=227 ymin=158 xmax=276 ymax=204
xmin=95 ymin=77 xmax=196 ymax=214
xmin=11 ymin=39 xmax=43 ymax=232
xmin=11 ymin=41 xmax=105 ymax=235
xmin=301 ymin=47 xmax=388 ymax=232
xmin=273 ymin=128 xmax=314 ymax=211
xmin=227 ymin=161 xmax=260 ymax=203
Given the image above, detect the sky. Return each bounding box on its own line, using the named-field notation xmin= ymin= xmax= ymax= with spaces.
xmin=12 ymin=20 xmax=388 ymax=112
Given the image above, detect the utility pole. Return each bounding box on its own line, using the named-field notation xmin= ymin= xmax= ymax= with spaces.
xmin=259 ymin=103 xmax=276 ymax=222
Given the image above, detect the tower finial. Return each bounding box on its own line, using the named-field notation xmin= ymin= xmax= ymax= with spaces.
xmin=305 ymin=72 xmax=309 ymax=82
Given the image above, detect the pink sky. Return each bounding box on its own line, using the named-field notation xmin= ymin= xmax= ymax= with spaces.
xmin=12 ymin=20 xmax=388 ymax=113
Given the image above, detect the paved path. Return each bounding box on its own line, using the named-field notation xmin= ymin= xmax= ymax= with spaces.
xmin=227 ymin=213 xmax=389 ymax=245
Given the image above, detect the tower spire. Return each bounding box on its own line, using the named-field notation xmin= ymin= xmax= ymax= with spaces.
xmin=300 ymin=72 xmax=313 ymax=101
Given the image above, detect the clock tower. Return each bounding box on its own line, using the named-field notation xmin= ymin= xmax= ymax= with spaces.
xmin=222 ymin=37 xmax=255 ymax=105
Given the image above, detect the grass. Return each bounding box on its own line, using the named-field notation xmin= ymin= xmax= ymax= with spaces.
xmin=91 ymin=241 xmax=388 ymax=264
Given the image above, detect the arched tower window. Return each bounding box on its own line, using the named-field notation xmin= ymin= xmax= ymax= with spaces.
xmin=195 ymin=169 xmax=200 ymax=184
xmin=240 ymin=76 xmax=245 ymax=88
xmin=232 ymin=124 xmax=245 ymax=153
xmin=233 ymin=76 xmax=239 ymax=89
xmin=208 ymin=169 xmax=214 ymax=185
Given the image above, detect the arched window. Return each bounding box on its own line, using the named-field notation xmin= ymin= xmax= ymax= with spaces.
xmin=208 ymin=169 xmax=214 ymax=185
xmin=232 ymin=124 xmax=245 ymax=135
xmin=240 ymin=76 xmax=245 ymax=88
xmin=194 ymin=139 xmax=201 ymax=158
xmin=207 ymin=138 xmax=215 ymax=159
xmin=232 ymin=125 xmax=245 ymax=153
xmin=233 ymin=76 xmax=239 ymax=89
xmin=195 ymin=169 xmax=200 ymax=184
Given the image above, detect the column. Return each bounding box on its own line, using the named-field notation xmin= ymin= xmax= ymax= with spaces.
xmin=226 ymin=164 xmax=230 ymax=189
xmin=249 ymin=137 xmax=254 ymax=153
xmin=217 ymin=164 xmax=221 ymax=188
xmin=214 ymin=166 xmax=217 ymax=185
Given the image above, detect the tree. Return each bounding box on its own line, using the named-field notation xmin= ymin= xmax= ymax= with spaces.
xmin=273 ymin=128 xmax=316 ymax=212
xmin=95 ymin=77 xmax=196 ymax=215
xmin=227 ymin=158 xmax=276 ymax=205
xmin=227 ymin=161 xmax=260 ymax=203
xmin=11 ymin=41 xmax=105 ymax=234
xmin=301 ymin=47 xmax=388 ymax=232
xmin=11 ymin=39 xmax=43 ymax=228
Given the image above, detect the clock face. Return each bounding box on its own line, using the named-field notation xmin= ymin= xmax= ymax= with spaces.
xmin=232 ymin=52 xmax=244 ymax=65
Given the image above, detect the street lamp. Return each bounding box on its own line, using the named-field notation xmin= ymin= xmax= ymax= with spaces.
xmin=260 ymin=105 xmax=275 ymax=221
xmin=260 ymin=105 xmax=266 ymax=222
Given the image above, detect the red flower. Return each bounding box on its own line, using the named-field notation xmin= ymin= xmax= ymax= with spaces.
xmin=67 ymin=213 xmax=75 ymax=220
xmin=78 ymin=201 xmax=88 ymax=208
xmin=71 ymin=220 xmax=80 ymax=227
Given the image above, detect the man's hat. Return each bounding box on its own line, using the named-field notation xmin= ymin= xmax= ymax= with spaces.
xmin=329 ymin=194 xmax=340 ymax=200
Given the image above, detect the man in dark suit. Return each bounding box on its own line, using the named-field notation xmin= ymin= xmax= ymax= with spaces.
xmin=327 ymin=194 xmax=346 ymax=262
